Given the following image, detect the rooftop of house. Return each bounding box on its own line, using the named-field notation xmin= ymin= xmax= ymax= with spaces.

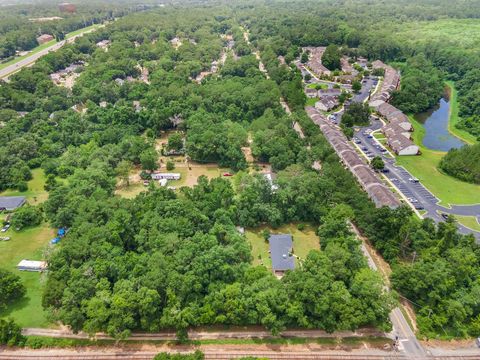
xmin=0 ymin=196 xmax=26 ymax=210
xmin=269 ymin=234 xmax=295 ymax=271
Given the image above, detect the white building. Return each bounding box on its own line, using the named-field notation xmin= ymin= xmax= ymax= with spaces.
xmin=151 ymin=173 xmax=181 ymax=180
xmin=17 ymin=260 xmax=47 ymax=272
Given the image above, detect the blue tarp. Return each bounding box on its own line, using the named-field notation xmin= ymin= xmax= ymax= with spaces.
xmin=50 ymin=237 xmax=61 ymax=244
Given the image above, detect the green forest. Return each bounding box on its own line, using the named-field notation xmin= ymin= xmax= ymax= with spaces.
xmin=0 ymin=0 xmax=480 ymax=342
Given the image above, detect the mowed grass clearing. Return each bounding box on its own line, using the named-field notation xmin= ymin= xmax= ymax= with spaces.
xmin=455 ymin=215 xmax=480 ymax=232
xmin=0 ymin=223 xmax=55 ymax=328
xmin=245 ymin=223 xmax=319 ymax=270
xmin=396 ymin=116 xmax=480 ymax=206
xmin=0 ymin=168 xmax=48 ymax=205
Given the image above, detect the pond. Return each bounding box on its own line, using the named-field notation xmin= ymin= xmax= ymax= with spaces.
xmin=414 ymin=94 xmax=466 ymax=152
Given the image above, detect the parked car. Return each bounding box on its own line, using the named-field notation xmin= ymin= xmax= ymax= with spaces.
xmin=414 ymin=205 xmax=424 ymax=210
xmin=223 ymin=172 xmax=233 ymax=177
xmin=1 ymin=224 xmax=10 ymax=232
xmin=409 ymin=177 xmax=419 ymax=183
xmin=441 ymin=213 xmax=449 ymax=220
xmin=0 ymin=237 xmax=10 ymax=241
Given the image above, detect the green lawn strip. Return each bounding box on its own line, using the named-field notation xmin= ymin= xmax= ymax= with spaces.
xmin=21 ymin=335 xmax=390 ymax=348
xmin=396 ymin=116 xmax=480 ymax=206
xmin=399 ymin=306 xmax=416 ymax=335
xmin=65 ymin=24 xmax=101 ymax=39
xmin=445 ymin=81 xmax=477 ymax=145
xmin=0 ymin=223 xmax=55 ymax=328
xmin=0 ymin=168 xmax=48 ymax=205
xmin=454 ymin=215 xmax=480 ymax=232
xmin=245 ymin=223 xmax=319 ymax=270
xmin=307 ymin=83 xmax=328 ymax=90
xmin=306 ymin=97 xmax=318 ymax=107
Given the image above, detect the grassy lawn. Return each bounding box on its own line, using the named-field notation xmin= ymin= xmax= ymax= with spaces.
xmin=245 ymin=223 xmax=319 ymax=270
xmin=306 ymin=97 xmax=318 ymax=107
xmin=307 ymin=83 xmax=328 ymax=90
xmin=396 ymin=117 xmax=480 ymax=206
xmin=455 ymin=215 xmax=480 ymax=232
xmin=65 ymin=24 xmax=101 ymax=39
xmin=0 ymin=168 xmax=48 ymax=205
xmin=116 ymin=182 xmax=147 ymax=199
xmin=0 ymin=223 xmax=55 ymax=328
xmin=164 ymin=163 xmax=232 ymax=188
xmin=445 ymin=81 xmax=477 ymax=145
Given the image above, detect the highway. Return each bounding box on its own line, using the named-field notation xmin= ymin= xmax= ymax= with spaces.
xmin=0 ymin=26 xmax=99 ymax=80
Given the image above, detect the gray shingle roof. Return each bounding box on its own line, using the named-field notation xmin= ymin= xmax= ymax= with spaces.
xmin=269 ymin=234 xmax=295 ymax=271
xmin=0 ymin=196 xmax=26 ymax=210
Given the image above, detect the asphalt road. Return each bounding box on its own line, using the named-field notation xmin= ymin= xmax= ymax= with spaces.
xmin=0 ymin=27 xmax=99 ymax=80
xmin=349 ymin=223 xmax=427 ymax=358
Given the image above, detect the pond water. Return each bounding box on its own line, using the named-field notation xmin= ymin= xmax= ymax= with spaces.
xmin=414 ymin=95 xmax=466 ymax=152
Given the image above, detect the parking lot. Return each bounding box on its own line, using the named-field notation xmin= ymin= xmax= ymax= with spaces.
xmin=353 ymin=123 xmax=480 ymax=240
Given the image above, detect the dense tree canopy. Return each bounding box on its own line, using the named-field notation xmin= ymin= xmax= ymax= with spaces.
xmin=0 ymin=269 xmax=26 ymax=310
xmin=0 ymin=0 xmax=478 ymax=341
xmin=439 ymin=144 xmax=480 ymax=184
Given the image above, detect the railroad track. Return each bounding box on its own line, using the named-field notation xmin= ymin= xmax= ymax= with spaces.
xmin=1 ymin=352 xmax=479 ymax=360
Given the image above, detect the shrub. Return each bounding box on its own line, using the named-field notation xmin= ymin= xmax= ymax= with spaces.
xmin=166 ymin=161 xmax=175 ymax=171
xmin=17 ymin=181 xmax=28 ymax=192
xmin=154 ymin=351 xmax=204 ymax=360
xmin=0 ymin=269 xmax=26 ymax=309
xmin=0 ymin=318 xmax=25 ymax=346
xmin=10 ymin=205 xmax=43 ymax=230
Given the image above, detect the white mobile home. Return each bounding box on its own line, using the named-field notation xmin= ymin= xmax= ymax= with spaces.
xmin=17 ymin=260 xmax=47 ymax=272
xmin=151 ymin=173 xmax=181 ymax=180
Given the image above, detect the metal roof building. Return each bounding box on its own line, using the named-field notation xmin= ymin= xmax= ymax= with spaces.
xmin=269 ymin=234 xmax=295 ymax=276
xmin=0 ymin=196 xmax=26 ymax=210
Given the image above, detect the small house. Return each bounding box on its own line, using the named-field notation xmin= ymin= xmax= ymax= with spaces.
xmin=269 ymin=234 xmax=295 ymax=277
xmin=0 ymin=196 xmax=26 ymax=211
